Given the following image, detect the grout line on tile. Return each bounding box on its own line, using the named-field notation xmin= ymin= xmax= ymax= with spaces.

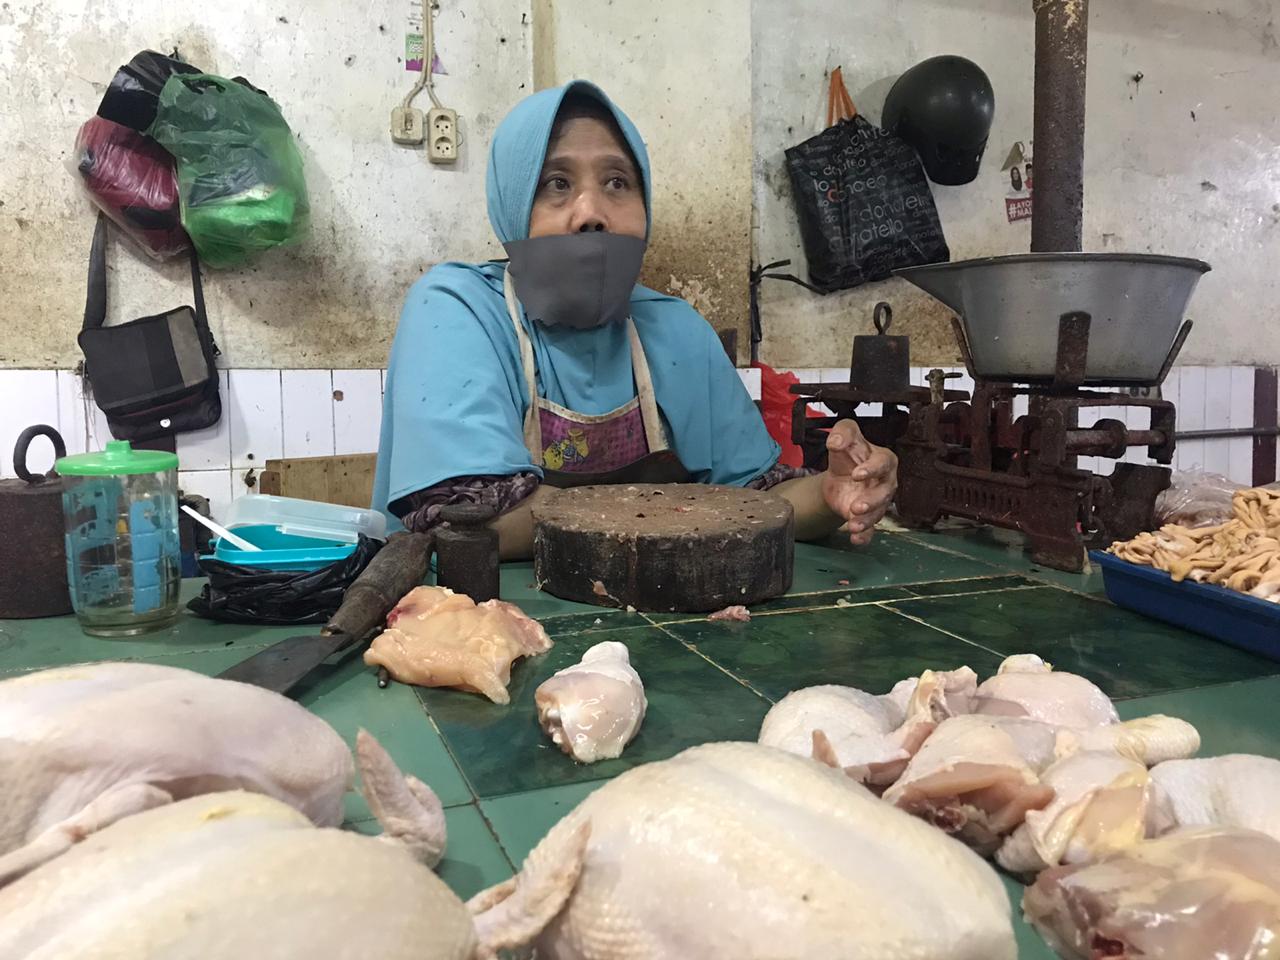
xmin=888 ymin=585 xmax=1045 ymax=604
xmin=873 ymin=604 xmax=1008 ymax=660
xmin=471 ymin=801 xmax=517 ymax=872
xmin=408 ymin=689 xmax=480 ymax=803
xmin=895 ymin=531 xmax=1110 ymax=601
xmin=648 ymin=622 xmax=776 ymax=703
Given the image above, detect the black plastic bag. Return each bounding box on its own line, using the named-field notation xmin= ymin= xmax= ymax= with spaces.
xmin=785 ymin=68 xmax=949 ymax=292
xmin=188 ymin=536 xmax=383 ymax=626
xmin=98 ymin=50 xmax=202 ymax=133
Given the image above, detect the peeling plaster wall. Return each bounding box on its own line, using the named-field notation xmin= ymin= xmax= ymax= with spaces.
xmin=754 ymin=0 xmax=1280 ymax=368
xmin=536 ymin=0 xmax=753 ymax=356
xmin=0 ymin=0 xmax=532 ymax=368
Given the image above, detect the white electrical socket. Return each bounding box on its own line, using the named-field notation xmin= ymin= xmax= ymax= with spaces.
xmin=391 ymin=106 xmax=425 ymax=145
xmin=428 ymin=107 xmax=458 ymax=164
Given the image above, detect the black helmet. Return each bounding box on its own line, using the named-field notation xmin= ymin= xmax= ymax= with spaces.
xmin=882 ymin=55 xmax=995 ymax=186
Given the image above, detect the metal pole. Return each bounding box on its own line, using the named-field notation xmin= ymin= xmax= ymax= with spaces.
xmin=1031 ymin=0 xmax=1089 ymax=252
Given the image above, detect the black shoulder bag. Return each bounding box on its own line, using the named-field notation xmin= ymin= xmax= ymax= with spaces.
xmin=79 ymin=213 xmax=222 ymax=442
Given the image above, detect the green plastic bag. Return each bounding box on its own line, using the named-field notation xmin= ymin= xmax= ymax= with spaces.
xmin=148 ymin=74 xmax=310 ymax=268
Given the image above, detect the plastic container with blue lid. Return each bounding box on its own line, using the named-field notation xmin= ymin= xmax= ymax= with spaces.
xmin=203 ymin=495 xmax=387 ymax=572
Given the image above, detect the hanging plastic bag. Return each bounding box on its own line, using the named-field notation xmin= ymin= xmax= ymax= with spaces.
xmin=1153 ymin=469 xmax=1244 ymax=528
xmin=97 ymin=49 xmax=202 ymax=133
xmin=70 ymin=116 xmax=190 ymax=260
xmin=187 ymin=536 xmax=382 ymax=626
xmin=785 ymin=67 xmax=950 ymax=292
xmin=147 ymin=73 xmax=311 ymax=268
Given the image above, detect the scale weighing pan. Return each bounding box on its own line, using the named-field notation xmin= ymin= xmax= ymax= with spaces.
xmin=895 ymin=253 xmax=1211 ymax=385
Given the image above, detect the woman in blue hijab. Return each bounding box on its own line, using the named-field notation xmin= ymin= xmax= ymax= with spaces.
xmin=374 ymin=81 xmax=897 ymax=558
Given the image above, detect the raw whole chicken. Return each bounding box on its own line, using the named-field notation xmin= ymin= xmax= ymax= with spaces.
xmin=1147 ymin=754 xmax=1280 ymax=842
xmin=0 ymin=662 xmax=443 ymax=887
xmin=757 ymin=685 xmax=927 ymax=787
xmin=365 ymin=586 xmax=553 ymax=704
xmin=882 ymin=714 xmax=1057 ymax=854
xmin=0 ymin=790 xmax=578 ymax=960
xmin=972 ymin=655 xmax=1119 ymax=728
xmin=535 ymin=642 xmax=646 ymax=763
xmin=475 ymin=741 xmax=1016 ymax=959
xmin=1023 ymin=827 xmax=1280 ymax=960
xmin=755 ymin=670 xmax=974 ymax=788
xmin=996 ymin=751 xmax=1149 ymax=876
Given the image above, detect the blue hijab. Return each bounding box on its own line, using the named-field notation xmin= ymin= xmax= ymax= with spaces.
xmin=373 ymin=81 xmax=780 ymax=523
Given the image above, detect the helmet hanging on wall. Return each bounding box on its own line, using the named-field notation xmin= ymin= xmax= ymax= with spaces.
xmin=881 ymin=55 xmax=995 ymax=186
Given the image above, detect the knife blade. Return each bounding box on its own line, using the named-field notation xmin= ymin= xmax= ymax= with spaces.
xmin=215 ymin=531 xmax=434 ymax=695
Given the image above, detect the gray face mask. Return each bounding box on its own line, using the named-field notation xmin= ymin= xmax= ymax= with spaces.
xmin=503 ymin=232 xmax=647 ymax=330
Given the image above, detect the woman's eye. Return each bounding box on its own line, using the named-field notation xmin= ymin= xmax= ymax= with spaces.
xmin=544 ymin=176 xmax=570 ymax=192
xmin=607 ymin=176 xmax=630 ymax=191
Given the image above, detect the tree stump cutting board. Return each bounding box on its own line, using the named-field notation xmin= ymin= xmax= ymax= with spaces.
xmin=532 ymin=484 xmax=794 ymax=612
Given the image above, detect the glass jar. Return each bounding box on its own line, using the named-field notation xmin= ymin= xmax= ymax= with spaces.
xmin=55 ymin=441 xmax=181 ymax=637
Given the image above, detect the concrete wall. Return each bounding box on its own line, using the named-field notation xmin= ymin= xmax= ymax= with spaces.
xmin=753 ymin=0 xmax=1280 ymax=367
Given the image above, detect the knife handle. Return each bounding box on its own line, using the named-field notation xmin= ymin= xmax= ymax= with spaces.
xmin=325 ymin=531 xmax=434 ymax=639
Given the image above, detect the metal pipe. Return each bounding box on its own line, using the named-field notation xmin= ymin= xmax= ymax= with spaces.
xmin=1176 ymin=427 xmax=1280 ymax=440
xmin=1031 ymin=0 xmax=1089 ymax=252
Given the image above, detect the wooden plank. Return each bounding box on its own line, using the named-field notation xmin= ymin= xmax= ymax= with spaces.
xmin=1254 ymin=367 xmax=1278 ymax=487
xmin=255 ymin=454 xmax=377 ymax=508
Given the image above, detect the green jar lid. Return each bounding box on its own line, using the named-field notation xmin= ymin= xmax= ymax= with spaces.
xmin=56 ymin=440 xmax=179 ymax=477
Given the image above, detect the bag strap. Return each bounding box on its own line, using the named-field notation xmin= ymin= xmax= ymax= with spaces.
xmin=826 ymin=67 xmax=857 ymax=128
xmin=82 ymin=214 xmax=215 ymax=355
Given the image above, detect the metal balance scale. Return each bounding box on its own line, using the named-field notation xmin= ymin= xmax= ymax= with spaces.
xmin=790 ymin=253 xmax=1211 ymax=572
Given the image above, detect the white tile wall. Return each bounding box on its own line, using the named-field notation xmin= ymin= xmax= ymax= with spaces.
xmin=0 ymin=366 xmax=1268 ymax=516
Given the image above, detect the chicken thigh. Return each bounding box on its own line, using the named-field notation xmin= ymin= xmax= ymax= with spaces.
xmin=1147 ymin=754 xmax=1280 ymax=841
xmin=972 ymin=655 xmax=1119 ymax=728
xmin=1024 ymin=827 xmax=1280 ymax=960
xmin=478 ymin=741 xmax=1016 ymax=959
xmin=365 ymin=586 xmax=553 ymax=704
xmin=0 ymin=663 xmax=443 ymax=887
xmin=996 ymin=751 xmax=1149 ymax=876
xmin=535 ymin=642 xmax=646 ymax=763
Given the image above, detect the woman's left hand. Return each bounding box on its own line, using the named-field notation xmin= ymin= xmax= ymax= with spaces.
xmin=821 ymin=420 xmax=898 ymax=546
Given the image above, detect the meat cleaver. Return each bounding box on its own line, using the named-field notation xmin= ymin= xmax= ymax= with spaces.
xmin=217 ymin=531 xmax=433 ymax=695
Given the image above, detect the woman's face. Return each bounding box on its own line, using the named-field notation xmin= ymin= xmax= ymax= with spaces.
xmin=528 ymin=116 xmax=647 ymax=239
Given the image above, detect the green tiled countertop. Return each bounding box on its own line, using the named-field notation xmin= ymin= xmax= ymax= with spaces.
xmin=3 ymin=528 xmax=1278 ymax=954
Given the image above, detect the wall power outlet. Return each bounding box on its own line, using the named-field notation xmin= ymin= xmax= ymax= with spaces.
xmin=428 ymin=107 xmax=458 ymax=164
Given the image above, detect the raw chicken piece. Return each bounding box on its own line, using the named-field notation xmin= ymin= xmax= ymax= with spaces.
xmin=1023 ymin=827 xmax=1280 ymax=960
xmin=758 ymin=680 xmax=935 ymax=788
xmin=707 ymin=604 xmax=751 ymax=622
xmin=972 ymin=654 xmax=1119 ymax=728
xmin=1147 ymin=754 xmax=1280 ymax=841
xmin=0 ymin=663 xmax=444 ymax=888
xmin=1056 ymin=714 xmax=1201 ymax=766
xmin=535 ymin=642 xmax=646 ymax=764
xmin=365 ymin=586 xmax=553 ymax=704
xmin=883 ymin=714 xmax=1056 ymax=853
xmin=997 ymin=751 xmax=1149 ymax=875
xmin=475 ymin=742 xmax=1016 ymax=959
xmin=0 ymin=790 xmax=582 ymax=960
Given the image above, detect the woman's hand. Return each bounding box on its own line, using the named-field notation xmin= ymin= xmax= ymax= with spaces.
xmin=821 ymin=420 xmax=898 ymax=546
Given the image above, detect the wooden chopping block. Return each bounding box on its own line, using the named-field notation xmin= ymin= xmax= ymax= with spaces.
xmin=533 ymin=484 xmax=794 ymax=612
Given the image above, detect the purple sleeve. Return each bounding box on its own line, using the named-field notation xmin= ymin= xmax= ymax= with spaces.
xmin=746 ymin=460 xmax=818 ymax=490
xmin=397 ymin=472 xmax=541 ymax=533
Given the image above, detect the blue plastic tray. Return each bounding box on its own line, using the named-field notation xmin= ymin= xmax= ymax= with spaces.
xmin=1091 ymin=550 xmax=1280 ymax=662
xmin=202 ymin=524 xmax=357 ymax=572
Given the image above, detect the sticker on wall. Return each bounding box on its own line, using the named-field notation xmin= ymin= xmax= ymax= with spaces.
xmin=1001 ymin=140 xmax=1033 ymax=223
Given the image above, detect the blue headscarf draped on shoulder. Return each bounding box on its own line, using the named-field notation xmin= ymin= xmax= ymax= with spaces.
xmin=373 ymin=81 xmax=779 ymax=524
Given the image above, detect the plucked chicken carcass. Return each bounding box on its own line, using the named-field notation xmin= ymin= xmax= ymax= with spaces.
xmin=996 ymin=751 xmax=1149 ymax=876
xmin=0 ymin=662 xmax=444 ymax=887
xmin=0 ymin=790 xmax=571 ymax=960
xmin=757 ymin=667 xmax=975 ymax=788
xmin=1147 ymin=754 xmax=1280 ymax=842
xmin=972 ymin=655 xmax=1119 ymax=728
xmin=365 ymin=586 xmax=553 ymax=704
xmin=536 ymin=641 xmax=646 ymax=764
xmin=1023 ymin=827 xmax=1280 ymax=960
xmin=477 ymin=741 xmax=1016 ymax=959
